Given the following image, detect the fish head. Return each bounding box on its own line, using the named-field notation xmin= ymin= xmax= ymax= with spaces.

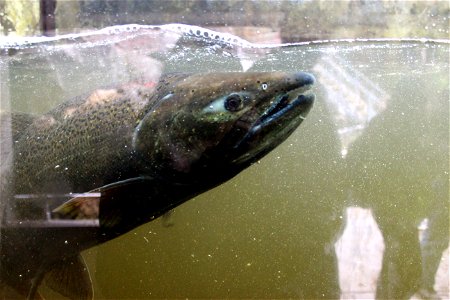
xmin=133 ymin=71 xmax=315 ymax=184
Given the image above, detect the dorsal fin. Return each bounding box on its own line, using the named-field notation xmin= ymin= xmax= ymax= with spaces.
xmin=44 ymin=255 xmax=93 ymax=300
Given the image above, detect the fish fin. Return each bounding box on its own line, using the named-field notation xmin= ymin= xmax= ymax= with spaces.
xmin=44 ymin=255 xmax=93 ymax=300
xmin=95 ymin=177 xmax=155 ymax=229
xmin=53 ymin=177 xmax=154 ymax=229
xmin=0 ymin=282 xmax=44 ymax=299
xmin=161 ymin=209 xmax=175 ymax=227
xmin=52 ymin=193 xmax=100 ymax=220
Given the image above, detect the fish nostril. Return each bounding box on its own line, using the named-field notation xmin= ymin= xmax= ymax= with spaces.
xmin=294 ymin=72 xmax=315 ymax=86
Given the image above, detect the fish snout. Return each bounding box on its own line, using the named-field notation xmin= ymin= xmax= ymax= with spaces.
xmin=293 ymin=72 xmax=315 ymax=87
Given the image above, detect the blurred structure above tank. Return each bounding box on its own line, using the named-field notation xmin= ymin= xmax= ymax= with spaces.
xmin=1 ymin=0 xmax=448 ymax=41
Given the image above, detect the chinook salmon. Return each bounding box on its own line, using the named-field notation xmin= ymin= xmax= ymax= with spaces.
xmin=1 ymin=71 xmax=314 ymax=299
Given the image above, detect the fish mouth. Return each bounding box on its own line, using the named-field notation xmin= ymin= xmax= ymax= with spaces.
xmin=252 ymin=85 xmax=315 ymax=133
xmin=232 ymin=74 xmax=315 ymax=164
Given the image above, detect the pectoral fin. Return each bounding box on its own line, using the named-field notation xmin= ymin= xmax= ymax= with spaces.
xmin=52 ymin=193 xmax=100 ymax=220
xmin=52 ymin=177 xmax=155 ymax=230
xmin=44 ymin=255 xmax=93 ymax=300
xmin=94 ymin=177 xmax=156 ymax=230
xmin=161 ymin=209 xmax=175 ymax=227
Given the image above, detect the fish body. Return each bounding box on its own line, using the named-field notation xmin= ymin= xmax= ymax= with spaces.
xmin=1 ymin=71 xmax=315 ymax=299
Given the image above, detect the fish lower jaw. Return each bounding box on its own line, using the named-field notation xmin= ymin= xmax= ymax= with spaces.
xmin=257 ymin=88 xmax=314 ymax=128
xmin=232 ymin=90 xmax=314 ymax=154
xmin=286 ymin=84 xmax=314 ymax=103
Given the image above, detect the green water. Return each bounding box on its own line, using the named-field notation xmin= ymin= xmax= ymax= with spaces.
xmin=1 ymin=26 xmax=448 ymax=298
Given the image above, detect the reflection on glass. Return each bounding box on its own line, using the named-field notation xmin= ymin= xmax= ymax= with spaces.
xmin=313 ymin=54 xmax=389 ymax=158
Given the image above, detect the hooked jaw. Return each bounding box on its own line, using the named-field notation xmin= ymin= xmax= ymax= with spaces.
xmin=252 ymin=73 xmax=315 ymax=132
xmin=231 ymin=72 xmax=315 ymax=165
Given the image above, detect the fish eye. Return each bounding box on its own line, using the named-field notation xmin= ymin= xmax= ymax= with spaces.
xmin=224 ymin=94 xmax=244 ymax=112
xmin=261 ymin=83 xmax=268 ymax=90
